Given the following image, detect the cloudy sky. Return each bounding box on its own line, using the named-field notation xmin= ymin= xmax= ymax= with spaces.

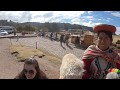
xmin=0 ymin=11 xmax=120 ymax=35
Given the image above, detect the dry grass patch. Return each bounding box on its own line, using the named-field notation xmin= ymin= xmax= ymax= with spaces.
xmin=38 ymin=48 xmax=62 ymax=64
xmin=113 ymin=35 xmax=120 ymax=44
xmin=9 ymin=45 xmax=61 ymax=66
xmin=10 ymin=45 xmax=45 ymax=62
xmin=45 ymin=55 xmax=61 ymax=65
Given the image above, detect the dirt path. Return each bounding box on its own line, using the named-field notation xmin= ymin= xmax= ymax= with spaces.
xmin=0 ymin=38 xmax=23 ymax=79
xmin=0 ymin=36 xmax=85 ymax=79
xmin=35 ymin=56 xmax=60 ymax=79
xmin=0 ymin=38 xmax=60 ymax=79
xmin=12 ymin=37 xmax=85 ymax=59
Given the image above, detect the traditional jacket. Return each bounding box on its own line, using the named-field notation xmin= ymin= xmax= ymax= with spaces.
xmin=82 ymin=45 xmax=120 ymax=79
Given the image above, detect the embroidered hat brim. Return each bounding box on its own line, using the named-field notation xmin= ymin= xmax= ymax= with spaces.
xmin=93 ymin=24 xmax=116 ymax=33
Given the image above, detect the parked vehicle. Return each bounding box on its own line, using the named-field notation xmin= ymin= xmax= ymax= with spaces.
xmin=0 ymin=30 xmax=8 ymax=35
xmin=0 ymin=26 xmax=15 ymax=34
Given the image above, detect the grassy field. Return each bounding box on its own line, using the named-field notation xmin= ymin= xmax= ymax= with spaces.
xmin=9 ymin=44 xmax=61 ymax=65
xmin=10 ymin=45 xmax=45 ymax=61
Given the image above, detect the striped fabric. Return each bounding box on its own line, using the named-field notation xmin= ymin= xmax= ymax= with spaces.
xmin=82 ymin=45 xmax=120 ymax=67
xmin=89 ymin=57 xmax=112 ymax=79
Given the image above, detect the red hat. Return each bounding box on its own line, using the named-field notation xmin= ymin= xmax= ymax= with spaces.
xmin=93 ymin=24 xmax=116 ymax=33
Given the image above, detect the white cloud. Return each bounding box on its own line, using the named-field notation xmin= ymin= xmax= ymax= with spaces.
xmin=87 ymin=11 xmax=93 ymax=14
xmin=107 ymin=18 xmax=112 ymax=20
xmin=70 ymin=16 xmax=94 ymax=26
xmin=82 ymin=16 xmax=94 ymax=21
xmin=86 ymin=16 xmax=93 ymax=19
xmin=24 ymin=11 xmax=85 ymax=23
xmin=30 ymin=11 xmax=51 ymax=17
xmin=111 ymin=12 xmax=120 ymax=17
xmin=49 ymin=11 xmax=85 ymax=21
xmin=81 ymin=21 xmax=102 ymax=27
xmin=0 ymin=11 xmax=32 ymax=22
xmin=116 ymin=27 xmax=120 ymax=35
xmin=0 ymin=11 xmax=120 ymax=35
xmin=98 ymin=19 xmax=102 ymax=20
xmin=48 ymin=16 xmax=63 ymax=23
xmin=31 ymin=17 xmax=45 ymax=23
xmin=81 ymin=21 xmax=93 ymax=26
xmin=0 ymin=11 xmax=86 ymax=24
xmin=43 ymin=12 xmax=53 ymax=18
xmin=71 ymin=18 xmax=81 ymax=24
xmin=30 ymin=11 xmax=85 ymax=23
xmin=104 ymin=11 xmax=113 ymax=13
xmin=106 ymin=18 xmax=112 ymax=22
xmin=20 ymin=11 xmax=32 ymax=22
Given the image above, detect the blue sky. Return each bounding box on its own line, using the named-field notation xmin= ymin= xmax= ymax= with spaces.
xmin=0 ymin=11 xmax=120 ymax=35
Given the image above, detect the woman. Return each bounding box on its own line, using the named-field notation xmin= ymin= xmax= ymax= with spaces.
xmin=82 ymin=24 xmax=120 ymax=79
xmin=15 ymin=57 xmax=48 ymax=79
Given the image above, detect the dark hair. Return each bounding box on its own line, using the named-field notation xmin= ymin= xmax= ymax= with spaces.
xmin=97 ymin=30 xmax=113 ymax=42
xmin=14 ymin=57 xmax=48 ymax=79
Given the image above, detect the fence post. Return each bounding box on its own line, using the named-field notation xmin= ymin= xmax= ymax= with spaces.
xmin=10 ymin=38 xmax=12 ymax=45
xmin=36 ymin=42 xmax=37 ymax=49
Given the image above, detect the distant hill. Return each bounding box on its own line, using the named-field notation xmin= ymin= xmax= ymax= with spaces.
xmin=21 ymin=22 xmax=43 ymax=27
xmin=81 ymin=25 xmax=93 ymax=32
xmin=0 ymin=20 xmax=93 ymax=32
xmin=17 ymin=22 xmax=93 ymax=32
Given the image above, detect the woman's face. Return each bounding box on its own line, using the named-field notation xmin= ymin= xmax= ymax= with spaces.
xmin=23 ymin=64 xmax=37 ymax=79
xmin=97 ymin=32 xmax=111 ymax=50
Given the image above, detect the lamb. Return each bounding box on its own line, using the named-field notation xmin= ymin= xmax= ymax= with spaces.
xmin=59 ymin=53 xmax=85 ymax=79
xmin=105 ymin=72 xmax=119 ymax=79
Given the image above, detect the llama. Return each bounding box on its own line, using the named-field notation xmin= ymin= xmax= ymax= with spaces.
xmin=59 ymin=53 xmax=85 ymax=79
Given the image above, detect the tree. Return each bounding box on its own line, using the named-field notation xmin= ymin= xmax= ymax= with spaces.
xmin=16 ymin=25 xmax=24 ymax=32
xmin=24 ymin=25 xmax=36 ymax=33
